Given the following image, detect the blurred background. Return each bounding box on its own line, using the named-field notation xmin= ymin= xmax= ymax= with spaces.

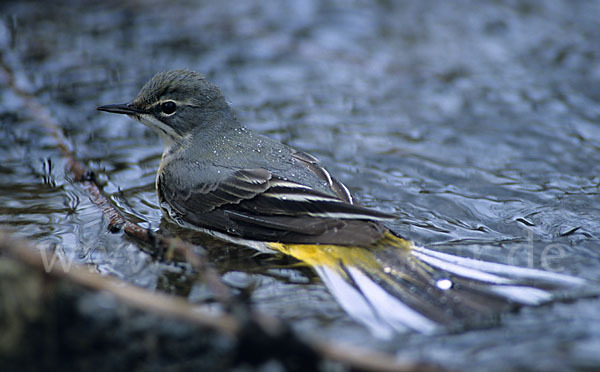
xmin=1 ymin=0 xmax=600 ymax=371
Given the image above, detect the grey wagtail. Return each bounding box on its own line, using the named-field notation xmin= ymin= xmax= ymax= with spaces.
xmin=98 ymin=70 xmax=585 ymax=337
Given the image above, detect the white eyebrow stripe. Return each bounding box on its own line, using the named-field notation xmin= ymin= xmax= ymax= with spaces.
xmin=155 ymin=99 xmax=194 ymax=106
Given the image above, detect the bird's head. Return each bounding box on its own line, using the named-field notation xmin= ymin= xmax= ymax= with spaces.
xmin=98 ymin=70 xmax=232 ymax=145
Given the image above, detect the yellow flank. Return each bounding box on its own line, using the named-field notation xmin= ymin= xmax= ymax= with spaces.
xmin=267 ymin=231 xmax=416 ymax=280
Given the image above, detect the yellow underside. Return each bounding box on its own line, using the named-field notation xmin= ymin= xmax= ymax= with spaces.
xmin=267 ymin=231 xmax=417 ymax=280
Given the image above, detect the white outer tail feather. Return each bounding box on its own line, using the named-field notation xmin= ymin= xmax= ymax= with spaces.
xmin=317 ymin=266 xmax=396 ymax=339
xmin=347 ymin=267 xmax=439 ymax=334
xmin=315 ymin=245 xmax=587 ymax=338
xmin=412 ymin=246 xmax=586 ymax=287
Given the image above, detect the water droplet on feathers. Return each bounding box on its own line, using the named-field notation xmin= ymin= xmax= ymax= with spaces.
xmin=436 ymin=278 xmax=453 ymax=290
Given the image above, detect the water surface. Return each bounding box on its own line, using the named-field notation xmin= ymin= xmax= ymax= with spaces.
xmin=1 ymin=1 xmax=600 ymax=370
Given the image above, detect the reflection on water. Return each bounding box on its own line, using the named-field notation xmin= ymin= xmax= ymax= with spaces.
xmin=1 ymin=0 xmax=600 ymax=370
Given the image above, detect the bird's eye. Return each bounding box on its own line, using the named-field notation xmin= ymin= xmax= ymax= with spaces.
xmin=160 ymin=101 xmax=177 ymax=115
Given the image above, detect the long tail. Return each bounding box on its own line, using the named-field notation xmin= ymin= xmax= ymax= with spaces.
xmin=268 ymin=232 xmax=588 ymax=338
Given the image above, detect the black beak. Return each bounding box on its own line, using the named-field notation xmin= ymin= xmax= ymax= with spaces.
xmin=97 ymin=102 xmax=145 ymax=115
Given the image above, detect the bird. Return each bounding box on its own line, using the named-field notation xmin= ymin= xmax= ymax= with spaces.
xmin=98 ymin=69 xmax=585 ymax=338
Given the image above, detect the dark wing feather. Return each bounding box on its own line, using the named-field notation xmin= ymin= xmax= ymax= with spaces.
xmin=158 ymin=157 xmax=396 ymax=244
xmin=291 ymin=150 xmax=353 ymax=203
xmin=224 ymin=210 xmax=388 ymax=245
xmin=238 ymin=181 xmax=395 ymax=220
xmin=159 ymin=168 xmax=272 ymax=215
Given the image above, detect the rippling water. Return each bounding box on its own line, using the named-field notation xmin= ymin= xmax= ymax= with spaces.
xmin=1 ymin=1 xmax=600 ymax=370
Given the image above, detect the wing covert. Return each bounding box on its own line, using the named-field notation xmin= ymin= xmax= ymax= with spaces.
xmin=157 ymin=157 xmax=396 ymax=244
xmin=158 ymin=168 xmax=272 ymax=215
